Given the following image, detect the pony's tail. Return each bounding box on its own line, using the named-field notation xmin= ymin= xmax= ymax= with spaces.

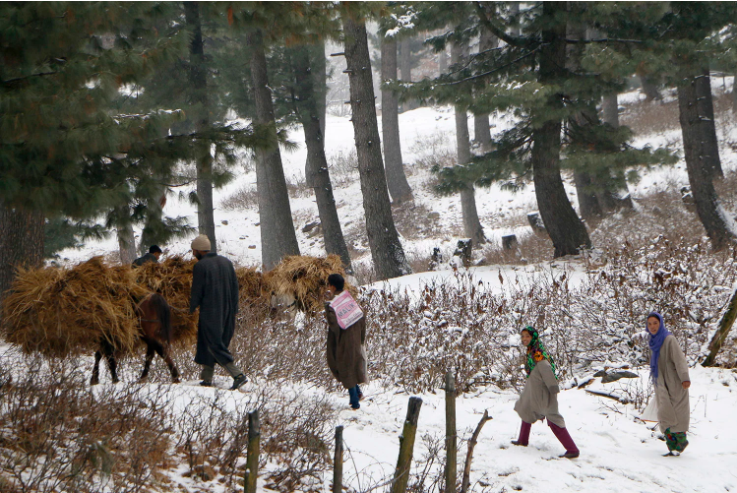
xmin=152 ymin=293 xmax=172 ymax=344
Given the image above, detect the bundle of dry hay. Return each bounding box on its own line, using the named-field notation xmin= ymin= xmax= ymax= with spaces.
xmin=2 ymin=253 xmax=349 ymax=358
xmin=263 ymin=254 xmax=354 ymax=313
xmin=2 ymin=257 xmax=149 ymax=357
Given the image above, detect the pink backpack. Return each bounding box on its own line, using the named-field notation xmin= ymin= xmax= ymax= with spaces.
xmin=330 ymin=290 xmax=364 ymax=329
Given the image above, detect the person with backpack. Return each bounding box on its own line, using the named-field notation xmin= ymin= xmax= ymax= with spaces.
xmin=324 ymin=273 xmax=367 ymax=410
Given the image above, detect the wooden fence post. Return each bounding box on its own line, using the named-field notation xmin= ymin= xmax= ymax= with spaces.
xmin=244 ymin=410 xmax=260 ymax=493
xmin=333 ymin=425 xmax=344 ymax=493
xmin=390 ymin=396 xmax=423 ymax=493
xmin=445 ymin=371 xmax=457 ymax=493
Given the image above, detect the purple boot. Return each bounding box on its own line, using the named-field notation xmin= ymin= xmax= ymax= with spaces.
xmin=548 ymin=422 xmax=580 ymax=458
xmin=512 ymin=421 xmax=531 ymax=446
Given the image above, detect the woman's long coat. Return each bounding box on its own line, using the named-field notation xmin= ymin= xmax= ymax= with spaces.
xmin=654 ymin=334 xmax=690 ymax=433
xmin=325 ymin=302 xmax=367 ymax=389
xmin=514 ymin=360 xmax=566 ymax=428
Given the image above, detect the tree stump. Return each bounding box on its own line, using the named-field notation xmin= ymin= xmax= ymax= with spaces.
xmin=527 ymin=211 xmax=546 ymax=233
xmin=502 ymin=234 xmax=518 ymax=250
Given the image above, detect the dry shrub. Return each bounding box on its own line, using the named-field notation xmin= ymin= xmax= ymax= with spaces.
xmin=263 ymin=254 xmax=354 ymax=313
xmin=481 ymin=231 xmax=554 ymax=266
xmin=0 ymin=356 xmax=173 ymax=493
xmin=392 ymin=202 xmax=443 ymax=240
xmin=221 ymin=185 xmax=259 ymax=211
xmin=326 ymin=149 xmax=358 ymax=188
xmin=2 ymin=257 xmax=148 ymax=357
xmin=286 ymin=173 xmax=312 ymax=199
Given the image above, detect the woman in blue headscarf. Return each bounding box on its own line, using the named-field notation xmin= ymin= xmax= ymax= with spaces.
xmin=647 ymin=312 xmax=691 ymax=456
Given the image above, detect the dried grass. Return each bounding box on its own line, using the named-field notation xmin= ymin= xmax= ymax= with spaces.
xmin=2 ymin=257 xmax=147 ymax=357
xmin=263 ymin=254 xmax=353 ymax=313
xmin=2 ymin=255 xmax=345 ymax=357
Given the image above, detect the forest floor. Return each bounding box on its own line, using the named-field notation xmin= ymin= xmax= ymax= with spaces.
xmin=4 ymin=79 xmax=737 ymax=492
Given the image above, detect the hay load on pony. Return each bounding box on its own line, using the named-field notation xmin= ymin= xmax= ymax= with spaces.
xmin=1 ymin=254 xmax=352 ymax=359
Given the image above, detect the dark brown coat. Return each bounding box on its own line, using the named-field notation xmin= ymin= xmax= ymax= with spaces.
xmin=325 ymin=301 xmax=367 ymax=389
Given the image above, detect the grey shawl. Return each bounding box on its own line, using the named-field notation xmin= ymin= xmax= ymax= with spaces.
xmin=514 ymin=360 xmax=566 ymax=428
xmin=654 ymin=334 xmax=690 ymax=433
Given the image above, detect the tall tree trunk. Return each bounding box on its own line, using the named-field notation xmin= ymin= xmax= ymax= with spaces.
xmin=567 ymin=18 xmax=601 ymax=221
xmin=599 ymin=92 xmax=634 ymax=212
xmin=451 ymin=39 xmax=486 ymax=246
xmin=732 ymin=73 xmax=737 ymax=115
xmin=534 ymin=2 xmax=591 ymax=257
xmin=438 ymin=45 xmax=448 ymax=75
xmin=249 ymin=28 xmax=301 ymax=270
xmin=473 ymin=28 xmax=497 ymax=152
xmin=290 ymin=46 xmax=353 ymax=273
xmin=184 ymin=2 xmax=217 ymax=253
xmin=639 ymin=76 xmax=662 ymax=102
xmin=0 ymin=206 xmax=44 ymax=317
xmin=399 ymin=37 xmax=417 ymax=111
xmin=381 ymin=36 xmax=414 ymax=204
xmin=116 ymin=207 xmax=137 ymax=264
xmin=509 ymin=2 xmax=520 ymax=36
xmin=313 ymin=40 xmax=328 ymax=139
xmin=602 ymin=93 xmax=619 ymax=127
xmin=342 ymin=14 xmax=410 ymax=280
xmin=677 ymin=61 xmax=733 ymax=249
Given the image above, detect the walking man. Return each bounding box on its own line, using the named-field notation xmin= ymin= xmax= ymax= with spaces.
xmin=324 ymin=273 xmax=367 ymax=410
xmin=132 ymin=245 xmax=162 ymax=267
xmin=189 ymin=234 xmax=247 ymax=391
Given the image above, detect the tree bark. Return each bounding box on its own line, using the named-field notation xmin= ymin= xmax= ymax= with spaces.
xmin=451 ymin=39 xmax=486 ymax=246
xmin=438 ymin=45 xmax=448 ymax=75
xmin=602 ymin=93 xmax=619 ymax=128
xmin=732 ymin=74 xmax=737 ymax=115
xmin=342 ymin=14 xmax=411 ymax=280
xmin=702 ymin=287 xmax=737 ymax=367
xmin=184 ymin=2 xmax=217 ymax=253
xmin=249 ymin=28 xmax=301 ymax=270
xmin=399 ymin=37 xmax=417 ymax=111
xmin=677 ymin=62 xmax=733 ymax=249
xmin=290 ymin=46 xmax=353 ymax=273
xmin=0 ymin=205 xmax=44 ymax=317
xmin=381 ymin=36 xmax=414 ymax=204
xmin=534 ymin=2 xmax=591 ymax=257
xmin=312 ymin=40 xmax=328 ymax=139
xmin=116 ymin=210 xmax=137 ymax=265
xmin=639 ymin=75 xmax=662 ymax=102
xmin=473 ymin=28 xmax=497 ymax=153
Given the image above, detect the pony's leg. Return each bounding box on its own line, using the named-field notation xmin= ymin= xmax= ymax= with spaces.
xmin=91 ymin=351 xmax=102 ymax=385
xmin=103 ymin=343 xmax=119 ymax=384
xmin=139 ymin=345 xmax=155 ymax=382
xmin=153 ymin=342 xmax=180 ymax=383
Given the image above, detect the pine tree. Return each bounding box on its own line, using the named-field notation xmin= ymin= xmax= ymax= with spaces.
xmin=341 ymin=5 xmax=411 ymax=280
xmin=380 ymin=13 xmax=414 ymax=204
xmin=287 ymin=44 xmax=353 ymax=272
xmin=602 ymin=2 xmax=735 ymax=248
xmin=0 ymin=3 xmax=185 ymax=303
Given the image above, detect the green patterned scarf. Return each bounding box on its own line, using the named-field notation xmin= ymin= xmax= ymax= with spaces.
xmin=522 ymin=326 xmax=557 ymax=379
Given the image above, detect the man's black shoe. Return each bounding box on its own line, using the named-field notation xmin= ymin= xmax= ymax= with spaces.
xmin=230 ymin=374 xmax=248 ymax=391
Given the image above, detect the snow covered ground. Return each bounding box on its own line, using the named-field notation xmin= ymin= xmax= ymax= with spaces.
xmin=29 ymin=81 xmax=737 ymax=492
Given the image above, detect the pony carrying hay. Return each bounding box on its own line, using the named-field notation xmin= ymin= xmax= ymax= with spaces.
xmin=2 ymin=257 xmax=180 ymax=384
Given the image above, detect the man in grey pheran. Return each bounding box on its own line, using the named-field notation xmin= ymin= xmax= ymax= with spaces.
xmin=189 ymin=234 xmax=247 ymax=391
